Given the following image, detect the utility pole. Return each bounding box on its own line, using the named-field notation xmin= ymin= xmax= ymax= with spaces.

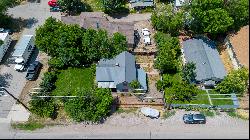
xmin=0 ymin=87 xmax=30 ymax=112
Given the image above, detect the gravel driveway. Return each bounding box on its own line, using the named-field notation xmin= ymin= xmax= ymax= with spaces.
xmin=0 ymin=0 xmax=60 ymax=120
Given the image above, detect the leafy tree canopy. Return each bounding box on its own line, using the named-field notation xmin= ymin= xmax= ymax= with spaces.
xmin=0 ymin=0 xmax=17 ymax=14
xmin=64 ymin=88 xmax=113 ymax=122
xmin=57 ymin=0 xmax=91 ymax=15
xmin=154 ymin=32 xmax=181 ymax=74
xmin=225 ymin=0 xmax=249 ymax=31
xmin=214 ymin=67 xmax=249 ymax=96
xmin=151 ymin=3 xmax=184 ymax=36
xmin=101 ymin=0 xmax=125 ymax=14
xmin=182 ymin=62 xmax=196 ymax=84
xmin=189 ymin=0 xmax=234 ymax=35
xmin=129 ymin=80 xmax=141 ymax=90
xmin=35 ymin=17 xmax=128 ymax=69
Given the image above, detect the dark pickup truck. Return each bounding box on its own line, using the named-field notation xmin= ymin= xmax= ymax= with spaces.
xmin=25 ymin=61 xmax=42 ymax=81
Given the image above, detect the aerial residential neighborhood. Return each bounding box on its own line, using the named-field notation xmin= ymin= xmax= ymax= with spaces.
xmin=0 ymin=0 xmax=249 ymax=139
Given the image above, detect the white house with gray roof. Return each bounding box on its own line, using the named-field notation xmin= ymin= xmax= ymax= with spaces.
xmin=182 ymin=37 xmax=227 ymax=87
xmin=96 ymin=51 xmax=147 ymax=92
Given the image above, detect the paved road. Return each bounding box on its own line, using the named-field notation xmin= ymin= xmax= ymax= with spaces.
xmin=7 ymin=0 xmax=61 ymax=35
xmin=0 ymin=110 xmax=249 ymax=139
xmin=0 ymin=122 xmax=248 ymax=139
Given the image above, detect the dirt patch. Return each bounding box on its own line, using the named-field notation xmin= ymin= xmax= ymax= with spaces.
xmin=229 ymin=25 xmax=249 ymax=69
xmin=218 ymin=47 xmax=234 ymax=73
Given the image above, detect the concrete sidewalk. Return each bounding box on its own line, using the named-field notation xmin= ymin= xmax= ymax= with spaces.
xmin=0 ymin=104 xmax=30 ymax=123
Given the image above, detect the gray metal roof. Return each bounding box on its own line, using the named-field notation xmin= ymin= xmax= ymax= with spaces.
xmin=96 ymin=51 xmax=137 ymax=85
xmin=130 ymin=0 xmax=154 ymax=8
xmin=183 ymin=37 xmax=227 ymax=82
xmin=12 ymin=35 xmax=33 ymax=56
xmin=137 ymin=68 xmax=147 ymax=91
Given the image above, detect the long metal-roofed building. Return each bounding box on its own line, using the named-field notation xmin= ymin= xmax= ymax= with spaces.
xmin=96 ymin=51 xmax=147 ymax=92
xmin=12 ymin=35 xmax=34 ymax=57
xmin=182 ymin=36 xmax=227 ymax=86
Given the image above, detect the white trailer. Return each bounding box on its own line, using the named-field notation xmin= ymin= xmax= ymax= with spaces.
xmin=12 ymin=35 xmax=35 ymax=71
xmin=0 ymin=33 xmax=12 ymax=62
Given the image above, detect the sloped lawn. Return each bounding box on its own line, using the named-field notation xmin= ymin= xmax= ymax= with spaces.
xmin=208 ymin=90 xmax=234 ymax=105
xmin=172 ymin=90 xmax=210 ymax=105
xmin=53 ymin=67 xmax=95 ymax=96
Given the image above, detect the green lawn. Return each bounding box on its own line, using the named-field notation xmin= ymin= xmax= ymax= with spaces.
xmin=83 ymin=0 xmax=103 ymax=11
xmin=208 ymin=90 xmax=234 ymax=105
xmin=172 ymin=90 xmax=210 ymax=105
xmin=11 ymin=122 xmax=45 ymax=131
xmin=53 ymin=67 xmax=95 ymax=96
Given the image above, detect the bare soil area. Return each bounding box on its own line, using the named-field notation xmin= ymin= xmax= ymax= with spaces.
xmin=229 ymin=25 xmax=249 ymax=69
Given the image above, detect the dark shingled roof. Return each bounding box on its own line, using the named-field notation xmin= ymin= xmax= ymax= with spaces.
xmin=61 ymin=12 xmax=135 ymax=45
xmin=183 ymin=37 xmax=227 ymax=82
xmin=96 ymin=51 xmax=137 ymax=85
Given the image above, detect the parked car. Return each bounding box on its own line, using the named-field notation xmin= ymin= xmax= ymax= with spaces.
xmin=183 ymin=113 xmax=206 ymax=124
xmin=25 ymin=61 xmax=42 ymax=80
xmin=50 ymin=6 xmax=61 ymax=12
xmin=141 ymin=28 xmax=151 ymax=45
xmin=142 ymin=28 xmax=150 ymax=36
xmin=143 ymin=36 xmax=151 ymax=45
xmin=48 ymin=0 xmax=58 ymax=7
xmin=141 ymin=107 xmax=160 ymax=119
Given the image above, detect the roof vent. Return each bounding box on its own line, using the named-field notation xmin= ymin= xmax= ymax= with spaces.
xmin=115 ymin=63 xmax=119 ymax=66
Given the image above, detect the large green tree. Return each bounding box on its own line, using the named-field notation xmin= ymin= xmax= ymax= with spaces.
xmin=36 ymin=17 xmax=127 ymax=69
xmin=0 ymin=0 xmax=16 ymax=13
xmin=189 ymin=0 xmax=234 ymax=36
xmin=154 ymin=32 xmax=181 ymax=74
xmin=164 ymin=81 xmax=201 ymax=110
xmin=101 ymin=0 xmax=125 ymax=14
xmin=225 ymin=0 xmax=249 ymax=31
xmin=215 ymin=67 xmax=249 ymax=96
xmin=57 ymin=0 xmax=89 ymax=15
xmin=29 ymin=71 xmax=58 ymax=118
xmin=0 ymin=0 xmax=17 ymax=27
xmin=64 ymin=88 xmax=113 ymax=122
xmin=156 ymin=73 xmax=201 ymax=110
xmin=182 ymin=62 xmax=196 ymax=84
xmin=151 ymin=3 xmax=184 ymax=36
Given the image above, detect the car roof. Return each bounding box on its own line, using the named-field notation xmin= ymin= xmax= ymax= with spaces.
xmin=193 ymin=114 xmax=205 ymax=120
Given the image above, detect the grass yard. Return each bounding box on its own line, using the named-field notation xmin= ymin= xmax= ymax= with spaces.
xmin=83 ymin=0 xmax=103 ymax=11
xmin=53 ymin=67 xmax=95 ymax=96
xmin=11 ymin=122 xmax=45 ymax=131
xmin=172 ymin=90 xmax=210 ymax=105
xmin=208 ymin=90 xmax=234 ymax=105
